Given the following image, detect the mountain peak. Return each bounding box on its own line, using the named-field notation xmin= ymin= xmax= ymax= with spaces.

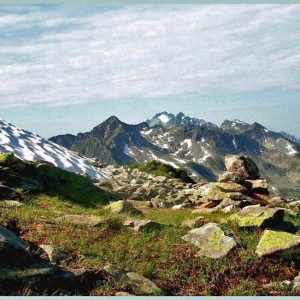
xmin=147 ymin=112 xmax=217 ymax=128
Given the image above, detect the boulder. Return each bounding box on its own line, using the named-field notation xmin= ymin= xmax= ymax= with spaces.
xmin=126 ymin=272 xmax=162 ymax=295
xmin=106 ymin=200 xmax=142 ymax=215
xmin=293 ymin=272 xmax=300 ymax=291
xmin=216 ymin=182 xmax=248 ymax=193
xmin=249 ymin=193 xmax=273 ymax=205
xmin=123 ymin=219 xmax=162 ymax=232
xmin=197 ymin=183 xmax=246 ymax=202
xmin=224 ymin=155 xmax=259 ymax=179
xmin=229 ymin=205 xmax=284 ymax=228
xmin=0 ymin=266 xmax=56 ymax=280
xmin=218 ymin=171 xmax=245 ymax=184
xmin=0 ymin=225 xmax=30 ymax=252
xmin=39 ymin=244 xmax=68 ymax=264
xmin=181 ymin=216 xmax=205 ymax=229
xmin=55 ymin=215 xmax=107 ymax=227
xmin=270 ymin=197 xmax=286 ymax=207
xmin=245 ymin=179 xmax=269 ymax=194
xmin=103 ymin=264 xmax=162 ymax=295
xmin=222 ymin=205 xmax=240 ymax=213
xmin=182 ymin=223 xmax=237 ymax=258
xmin=256 ymin=230 xmax=300 ymax=257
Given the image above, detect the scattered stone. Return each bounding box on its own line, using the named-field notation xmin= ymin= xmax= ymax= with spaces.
xmin=263 ymin=280 xmax=292 ymax=289
xmin=106 ymin=200 xmax=142 ymax=215
xmin=229 ymin=205 xmax=284 ymax=228
xmin=181 ymin=216 xmax=205 ymax=229
xmin=123 ymin=219 xmax=162 ymax=232
xmin=126 ymin=272 xmax=162 ymax=295
xmin=39 ymin=244 xmax=68 ymax=264
xmin=171 ymin=204 xmax=183 ymax=210
xmin=55 ymin=215 xmax=107 ymax=227
xmin=256 ymin=230 xmax=300 ymax=257
xmin=103 ymin=264 xmax=128 ymax=282
xmin=182 ymin=223 xmax=237 ymax=259
xmin=222 ymin=205 xmax=240 ymax=213
xmin=293 ymin=272 xmax=300 ymax=291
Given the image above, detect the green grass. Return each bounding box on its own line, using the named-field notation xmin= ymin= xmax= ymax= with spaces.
xmin=1 ymin=194 xmax=300 ymax=296
xmin=129 ymin=160 xmax=194 ymax=183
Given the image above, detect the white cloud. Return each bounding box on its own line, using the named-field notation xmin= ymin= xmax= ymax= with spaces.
xmin=0 ymin=5 xmax=300 ymax=107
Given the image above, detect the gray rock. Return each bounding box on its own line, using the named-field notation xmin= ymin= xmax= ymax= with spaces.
xmin=124 ymin=219 xmax=162 ymax=232
xmin=39 ymin=244 xmax=68 ymax=264
xmin=246 ymin=179 xmax=269 ymax=193
xmin=224 ymin=155 xmax=259 ymax=179
xmin=55 ymin=215 xmax=107 ymax=227
xmin=126 ymin=272 xmax=162 ymax=295
xmin=106 ymin=200 xmax=142 ymax=216
xmin=181 ymin=216 xmax=205 ymax=229
xmin=182 ymin=223 xmax=237 ymax=259
xmin=218 ymin=171 xmax=245 ymax=184
xmin=0 ymin=225 xmax=30 ymax=252
xmin=0 ymin=266 xmax=56 ymax=280
xmin=256 ymin=230 xmax=300 ymax=257
xmin=293 ymin=272 xmax=300 ymax=290
xmin=229 ymin=205 xmax=284 ymax=228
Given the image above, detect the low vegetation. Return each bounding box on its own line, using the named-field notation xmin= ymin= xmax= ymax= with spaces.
xmin=129 ymin=161 xmax=194 ymax=183
xmin=1 ymin=195 xmax=300 ymax=296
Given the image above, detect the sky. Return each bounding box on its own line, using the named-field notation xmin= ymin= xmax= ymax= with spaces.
xmin=0 ymin=4 xmax=300 ymax=138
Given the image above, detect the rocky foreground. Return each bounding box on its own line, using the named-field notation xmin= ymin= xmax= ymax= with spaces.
xmin=1 ymin=153 xmax=300 ymax=295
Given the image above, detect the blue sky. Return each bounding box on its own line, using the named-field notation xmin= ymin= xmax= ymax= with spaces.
xmin=0 ymin=4 xmax=300 ymax=138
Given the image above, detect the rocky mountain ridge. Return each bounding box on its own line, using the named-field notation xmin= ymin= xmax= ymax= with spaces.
xmin=49 ymin=113 xmax=300 ymax=199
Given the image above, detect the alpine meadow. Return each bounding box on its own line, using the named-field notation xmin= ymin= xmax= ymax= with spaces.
xmin=0 ymin=4 xmax=300 ymax=296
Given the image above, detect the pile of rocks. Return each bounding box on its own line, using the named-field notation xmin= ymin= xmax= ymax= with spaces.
xmin=97 ymin=166 xmax=199 ymax=208
xmin=99 ymin=155 xmax=296 ymax=215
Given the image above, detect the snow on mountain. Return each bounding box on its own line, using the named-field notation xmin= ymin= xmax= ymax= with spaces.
xmin=147 ymin=112 xmax=217 ymax=128
xmin=158 ymin=113 xmax=171 ymax=124
xmin=0 ymin=119 xmax=110 ymax=179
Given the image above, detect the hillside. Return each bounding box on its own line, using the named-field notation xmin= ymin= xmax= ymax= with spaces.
xmin=0 ymin=119 xmax=109 ymax=179
xmin=49 ymin=112 xmax=300 ymax=199
xmin=1 ymin=154 xmax=300 ymax=296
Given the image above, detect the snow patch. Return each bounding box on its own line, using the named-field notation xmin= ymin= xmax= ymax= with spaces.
xmin=148 ymin=151 xmax=179 ymax=169
xmin=141 ymin=129 xmax=153 ymax=135
xmin=0 ymin=119 xmax=110 ymax=179
xmin=123 ymin=144 xmax=135 ymax=157
xmin=286 ymin=144 xmax=297 ymax=156
xmin=181 ymin=139 xmax=192 ymax=148
xmin=158 ymin=114 xmax=170 ymax=124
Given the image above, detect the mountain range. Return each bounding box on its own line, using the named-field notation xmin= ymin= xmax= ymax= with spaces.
xmin=49 ymin=112 xmax=300 ymax=199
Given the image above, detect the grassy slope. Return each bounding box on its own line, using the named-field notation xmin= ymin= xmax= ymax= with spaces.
xmin=1 ymin=195 xmax=300 ymax=296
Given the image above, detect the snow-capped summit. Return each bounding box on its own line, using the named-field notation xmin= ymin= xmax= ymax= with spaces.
xmin=0 ymin=119 xmax=110 ymax=179
xmin=147 ymin=112 xmax=217 ymax=128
